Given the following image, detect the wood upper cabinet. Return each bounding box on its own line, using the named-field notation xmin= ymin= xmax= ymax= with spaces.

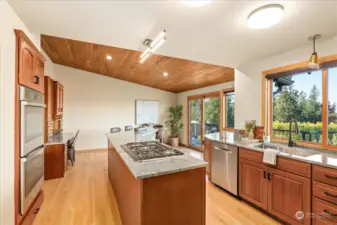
xmin=53 ymin=81 xmax=64 ymax=119
xmin=267 ymin=167 xmax=311 ymax=225
xmin=34 ymin=57 xmax=45 ymax=93
xmin=17 ymin=31 xmax=45 ymax=93
xmin=19 ymin=39 xmax=35 ymax=89
xmin=44 ymin=76 xmax=55 ymax=142
xmin=203 ymin=139 xmax=212 ymax=179
xmin=239 ymin=158 xmax=268 ymax=210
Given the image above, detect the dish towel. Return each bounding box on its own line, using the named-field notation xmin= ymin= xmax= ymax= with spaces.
xmin=263 ymin=148 xmax=279 ymax=165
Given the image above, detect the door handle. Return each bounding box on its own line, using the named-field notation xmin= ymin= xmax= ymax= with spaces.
xmin=263 ymin=171 xmax=266 ymax=179
xmin=214 ymin=146 xmax=232 ymax=153
xmin=268 ymin=173 xmax=271 ymax=180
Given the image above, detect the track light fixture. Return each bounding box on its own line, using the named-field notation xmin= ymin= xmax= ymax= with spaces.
xmin=140 ymin=30 xmax=167 ymax=64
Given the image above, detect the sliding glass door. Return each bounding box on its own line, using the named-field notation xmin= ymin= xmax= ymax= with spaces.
xmin=188 ymin=93 xmax=220 ymax=151
xmin=189 ymin=98 xmax=202 ymax=149
xmin=203 ymin=96 xmax=220 ymax=135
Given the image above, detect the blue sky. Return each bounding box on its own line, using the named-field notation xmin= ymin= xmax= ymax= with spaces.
xmin=274 ymin=67 xmax=337 ymax=105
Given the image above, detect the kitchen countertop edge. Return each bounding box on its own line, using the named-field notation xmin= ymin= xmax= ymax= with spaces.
xmin=106 ymin=132 xmax=208 ymax=180
xmin=204 ymin=133 xmax=337 ymax=170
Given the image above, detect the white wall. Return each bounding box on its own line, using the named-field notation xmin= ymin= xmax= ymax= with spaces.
xmin=0 ymin=1 xmax=40 ymax=225
xmin=54 ymin=65 xmax=177 ymax=150
xmin=177 ymin=81 xmax=234 ymax=145
xmin=41 ymin=49 xmax=57 ymax=80
xmin=235 ymin=36 xmax=337 ymax=130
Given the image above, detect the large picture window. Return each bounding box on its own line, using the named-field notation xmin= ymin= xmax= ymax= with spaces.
xmin=328 ymin=67 xmax=337 ymax=145
xmin=264 ymin=59 xmax=337 ymax=150
xmin=272 ymin=71 xmax=322 ymax=143
xmin=224 ymin=91 xmax=235 ymax=128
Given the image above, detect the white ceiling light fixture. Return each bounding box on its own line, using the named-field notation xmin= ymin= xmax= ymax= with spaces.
xmin=140 ymin=30 xmax=167 ymax=64
xmin=106 ymin=55 xmax=112 ymax=60
xmin=163 ymin=72 xmax=169 ymax=77
xmin=248 ymin=4 xmax=284 ymax=29
xmin=182 ymin=0 xmax=211 ymax=7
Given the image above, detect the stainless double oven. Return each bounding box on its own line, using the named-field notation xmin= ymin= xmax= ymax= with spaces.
xmin=20 ymin=86 xmax=45 ymax=215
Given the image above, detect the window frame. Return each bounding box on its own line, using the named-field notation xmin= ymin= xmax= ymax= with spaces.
xmin=262 ymin=54 xmax=337 ymax=151
xmin=187 ymin=91 xmax=222 ymax=151
xmin=222 ymin=88 xmax=235 ymax=131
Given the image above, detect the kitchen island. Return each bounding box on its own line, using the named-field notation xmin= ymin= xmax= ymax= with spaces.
xmin=106 ymin=131 xmax=207 ymax=225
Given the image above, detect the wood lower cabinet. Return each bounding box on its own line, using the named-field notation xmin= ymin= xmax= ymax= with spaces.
xmin=20 ymin=190 xmax=44 ymax=225
xmin=267 ymin=167 xmax=311 ymax=225
xmin=203 ymin=139 xmax=212 ymax=179
xmin=239 ymin=158 xmax=268 ymax=210
xmin=239 ymin=148 xmax=311 ymax=225
xmin=44 ymin=144 xmax=67 ymax=180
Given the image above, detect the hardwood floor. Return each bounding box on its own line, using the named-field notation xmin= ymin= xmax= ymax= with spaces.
xmin=34 ymin=150 xmax=281 ymax=225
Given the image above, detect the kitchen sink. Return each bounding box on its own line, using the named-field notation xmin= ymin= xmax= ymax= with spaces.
xmin=254 ymin=143 xmax=285 ymax=151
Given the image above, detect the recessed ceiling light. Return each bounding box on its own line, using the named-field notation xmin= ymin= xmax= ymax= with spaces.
xmin=182 ymin=0 xmax=211 ymax=7
xmin=248 ymin=4 xmax=284 ymax=29
xmin=106 ymin=55 xmax=112 ymax=60
xmin=163 ymin=72 xmax=169 ymax=77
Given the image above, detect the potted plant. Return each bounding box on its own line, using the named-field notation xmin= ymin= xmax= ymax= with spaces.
xmin=244 ymin=120 xmax=256 ymax=140
xmin=165 ymin=105 xmax=183 ymax=147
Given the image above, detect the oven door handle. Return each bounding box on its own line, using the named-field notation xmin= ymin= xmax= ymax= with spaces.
xmin=21 ymin=101 xmax=46 ymax=108
xmin=24 ymin=144 xmax=45 ymax=159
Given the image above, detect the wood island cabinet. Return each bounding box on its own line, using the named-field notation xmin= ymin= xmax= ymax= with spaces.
xmin=203 ymin=139 xmax=212 ymax=179
xmin=239 ymin=148 xmax=311 ymax=225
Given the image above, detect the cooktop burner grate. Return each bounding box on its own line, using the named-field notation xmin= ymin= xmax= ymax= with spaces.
xmin=122 ymin=141 xmax=184 ymax=161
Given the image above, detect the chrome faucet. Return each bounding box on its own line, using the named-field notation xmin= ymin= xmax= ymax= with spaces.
xmin=288 ymin=119 xmax=300 ymax=147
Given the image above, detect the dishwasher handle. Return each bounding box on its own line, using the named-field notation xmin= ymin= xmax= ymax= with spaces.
xmin=214 ymin=146 xmax=232 ymax=154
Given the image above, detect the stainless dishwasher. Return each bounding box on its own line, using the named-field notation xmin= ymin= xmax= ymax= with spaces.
xmin=211 ymin=142 xmax=238 ymax=196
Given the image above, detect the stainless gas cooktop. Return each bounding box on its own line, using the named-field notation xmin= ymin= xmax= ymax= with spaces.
xmin=121 ymin=141 xmax=184 ymax=162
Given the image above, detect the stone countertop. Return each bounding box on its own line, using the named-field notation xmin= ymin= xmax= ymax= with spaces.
xmin=106 ymin=131 xmax=208 ymax=179
xmin=205 ymin=132 xmax=337 ymax=170
xmin=46 ymin=132 xmax=75 ymax=145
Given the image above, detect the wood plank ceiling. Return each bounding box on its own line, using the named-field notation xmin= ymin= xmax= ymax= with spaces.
xmin=41 ymin=35 xmax=234 ymax=93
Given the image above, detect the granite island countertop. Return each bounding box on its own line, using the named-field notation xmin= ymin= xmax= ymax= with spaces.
xmin=106 ymin=131 xmax=207 ymax=179
xmin=205 ymin=132 xmax=337 ymax=170
xmin=46 ymin=132 xmax=75 ymax=145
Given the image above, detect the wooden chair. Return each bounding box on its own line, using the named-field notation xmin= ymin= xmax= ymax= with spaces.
xmin=110 ymin=127 xmax=122 ymax=133
xmin=67 ymin=130 xmax=80 ymax=166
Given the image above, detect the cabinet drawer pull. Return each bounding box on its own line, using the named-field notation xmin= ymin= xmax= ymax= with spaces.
xmin=268 ymin=173 xmax=271 ymax=180
xmin=324 ymin=174 xmax=337 ymax=180
xmin=324 ymin=192 xmax=337 ymax=198
xmin=324 ymin=209 xmax=337 ymax=217
xmin=33 ymin=75 xmax=40 ymax=84
xmin=264 ymin=171 xmax=266 ymax=179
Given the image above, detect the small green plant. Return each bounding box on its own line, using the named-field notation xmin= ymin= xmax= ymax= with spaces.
xmin=245 ymin=120 xmax=256 ymax=132
xmin=165 ymin=105 xmax=183 ymax=138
